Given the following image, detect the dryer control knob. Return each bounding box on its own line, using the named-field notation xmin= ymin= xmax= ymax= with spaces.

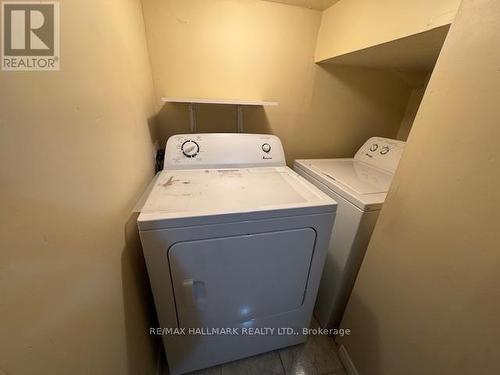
xmin=262 ymin=143 xmax=271 ymax=153
xmin=380 ymin=146 xmax=390 ymax=155
xmin=181 ymin=140 xmax=200 ymax=158
xmin=370 ymin=143 xmax=379 ymax=152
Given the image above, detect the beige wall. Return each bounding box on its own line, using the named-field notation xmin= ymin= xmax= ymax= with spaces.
xmin=338 ymin=0 xmax=500 ymax=374
xmin=143 ymin=0 xmax=413 ymax=164
xmin=315 ymin=0 xmax=461 ymax=62
xmin=0 ymin=0 xmax=159 ymax=374
xmin=396 ymin=74 xmax=431 ymax=141
xmin=396 ymin=86 xmax=426 ymax=141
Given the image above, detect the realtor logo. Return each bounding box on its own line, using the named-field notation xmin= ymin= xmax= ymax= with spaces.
xmin=2 ymin=1 xmax=60 ymax=71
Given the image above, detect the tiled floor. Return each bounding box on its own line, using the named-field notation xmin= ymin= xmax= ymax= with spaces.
xmin=188 ymin=320 xmax=346 ymax=375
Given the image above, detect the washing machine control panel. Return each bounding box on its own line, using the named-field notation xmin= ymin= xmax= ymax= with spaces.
xmin=164 ymin=133 xmax=286 ymax=170
xmin=355 ymin=137 xmax=406 ymax=173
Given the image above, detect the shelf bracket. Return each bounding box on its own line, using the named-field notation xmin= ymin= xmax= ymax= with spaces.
xmin=188 ymin=103 xmax=197 ymax=133
xmin=237 ymin=105 xmax=244 ymax=133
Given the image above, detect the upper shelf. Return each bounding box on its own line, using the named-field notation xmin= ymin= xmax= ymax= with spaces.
xmin=161 ymin=97 xmax=278 ymax=106
xmin=317 ymin=25 xmax=450 ymax=70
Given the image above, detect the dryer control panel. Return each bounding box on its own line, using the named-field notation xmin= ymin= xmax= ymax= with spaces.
xmin=164 ymin=133 xmax=286 ymax=170
xmin=354 ymin=137 xmax=406 ymax=173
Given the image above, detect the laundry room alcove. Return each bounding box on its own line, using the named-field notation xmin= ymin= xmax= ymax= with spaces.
xmin=316 ymin=24 xmax=451 ymax=142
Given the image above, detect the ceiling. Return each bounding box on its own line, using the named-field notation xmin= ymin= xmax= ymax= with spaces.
xmin=261 ymin=0 xmax=340 ymax=11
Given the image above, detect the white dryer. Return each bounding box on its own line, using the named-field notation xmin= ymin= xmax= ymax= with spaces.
xmin=138 ymin=133 xmax=337 ymax=375
xmin=294 ymin=137 xmax=405 ymax=329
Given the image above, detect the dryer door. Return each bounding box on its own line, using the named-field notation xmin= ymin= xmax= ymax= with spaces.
xmin=168 ymin=228 xmax=316 ymax=328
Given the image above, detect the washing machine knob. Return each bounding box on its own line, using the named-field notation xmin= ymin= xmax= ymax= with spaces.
xmin=370 ymin=143 xmax=379 ymax=152
xmin=380 ymin=146 xmax=390 ymax=155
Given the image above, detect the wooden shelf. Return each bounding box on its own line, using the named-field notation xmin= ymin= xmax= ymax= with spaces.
xmin=161 ymin=97 xmax=278 ymax=106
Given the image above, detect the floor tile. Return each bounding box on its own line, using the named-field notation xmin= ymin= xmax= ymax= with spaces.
xmin=180 ymin=319 xmax=346 ymax=375
xmin=279 ymin=334 xmax=344 ymax=375
xmin=220 ymin=351 xmax=285 ymax=375
xmin=189 ymin=365 xmax=222 ymax=375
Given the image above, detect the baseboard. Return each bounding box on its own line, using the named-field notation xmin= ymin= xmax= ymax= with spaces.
xmin=338 ymin=344 xmax=360 ymax=375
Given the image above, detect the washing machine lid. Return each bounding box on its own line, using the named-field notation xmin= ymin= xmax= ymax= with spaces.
xmin=294 ymin=158 xmax=394 ymax=211
xmin=313 ymin=159 xmax=393 ymax=194
xmin=138 ymin=166 xmax=336 ymax=230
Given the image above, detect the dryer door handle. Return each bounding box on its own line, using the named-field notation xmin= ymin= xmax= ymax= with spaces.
xmin=181 ymin=279 xmax=206 ymax=307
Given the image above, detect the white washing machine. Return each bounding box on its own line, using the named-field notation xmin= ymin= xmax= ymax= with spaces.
xmin=138 ymin=133 xmax=337 ymax=375
xmin=294 ymin=137 xmax=405 ymax=329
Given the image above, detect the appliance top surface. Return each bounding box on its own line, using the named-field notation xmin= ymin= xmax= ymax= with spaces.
xmin=138 ymin=166 xmax=336 ymax=224
xmin=300 ymin=158 xmax=393 ymax=195
xmin=294 ymin=158 xmax=390 ymax=210
xmin=294 ymin=137 xmax=405 ymax=211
